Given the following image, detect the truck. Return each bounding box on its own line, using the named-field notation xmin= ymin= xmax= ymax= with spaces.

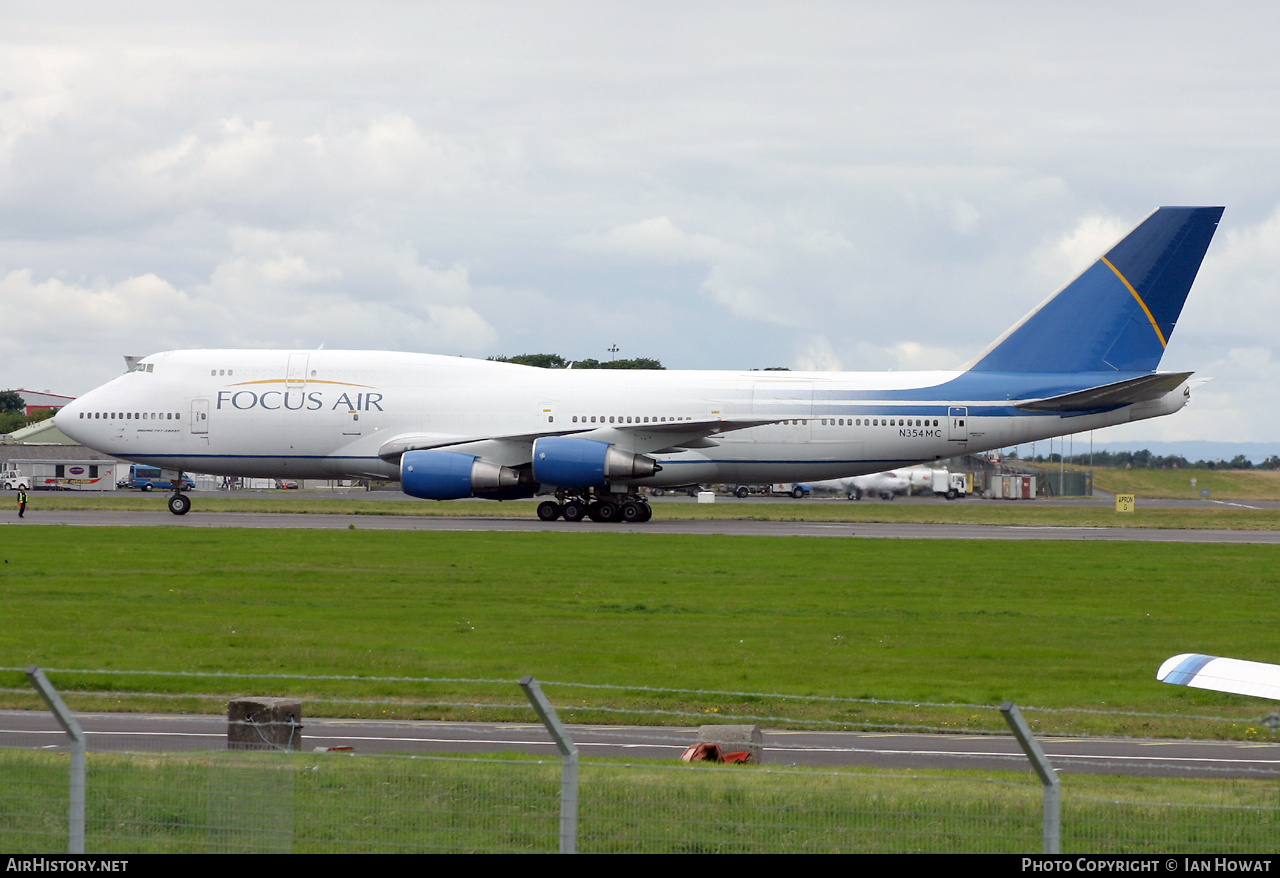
xmin=118 ymin=465 xmax=195 ymax=492
xmin=1 ymin=468 xmax=30 ymax=490
xmin=930 ymin=470 xmax=968 ymax=500
xmin=723 ymin=483 xmax=810 ymax=498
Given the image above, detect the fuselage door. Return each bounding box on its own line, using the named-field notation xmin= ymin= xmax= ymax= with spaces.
xmin=191 ymin=398 xmax=209 ymax=434
xmin=287 ymin=353 xmax=309 ymax=388
xmin=948 ymin=406 xmax=968 ymax=442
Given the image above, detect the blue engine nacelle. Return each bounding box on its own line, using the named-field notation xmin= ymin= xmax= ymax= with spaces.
xmin=401 ymin=449 xmax=523 ymax=500
xmin=531 ymin=436 xmax=661 ymax=488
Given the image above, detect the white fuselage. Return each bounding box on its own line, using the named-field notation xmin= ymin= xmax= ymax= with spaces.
xmin=55 ymin=349 xmax=1190 ymax=488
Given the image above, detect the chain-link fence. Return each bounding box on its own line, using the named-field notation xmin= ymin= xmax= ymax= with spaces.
xmin=3 ymin=667 xmax=1278 ymax=854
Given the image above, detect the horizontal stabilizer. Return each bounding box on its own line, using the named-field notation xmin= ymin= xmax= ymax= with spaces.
xmin=1018 ymin=372 xmax=1192 ymax=412
xmin=1157 ymin=653 xmax=1280 ymax=701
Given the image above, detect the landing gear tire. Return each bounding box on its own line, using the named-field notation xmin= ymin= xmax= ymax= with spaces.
xmin=167 ymin=493 xmax=191 ymax=516
xmin=537 ymin=500 xmax=562 ymax=521
xmin=590 ymin=500 xmax=620 ymax=523
xmin=620 ymin=500 xmax=646 ymax=523
xmin=561 ymin=500 xmax=587 ymax=522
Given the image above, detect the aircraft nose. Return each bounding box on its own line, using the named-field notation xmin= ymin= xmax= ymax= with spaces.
xmin=55 ymin=396 xmax=90 ymax=443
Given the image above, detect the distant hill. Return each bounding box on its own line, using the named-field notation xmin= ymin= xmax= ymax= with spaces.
xmin=1089 ymin=441 xmax=1279 ymax=466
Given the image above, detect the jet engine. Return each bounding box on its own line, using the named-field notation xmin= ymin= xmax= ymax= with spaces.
xmin=531 ymin=436 xmax=661 ymax=487
xmin=401 ymin=449 xmax=523 ymax=500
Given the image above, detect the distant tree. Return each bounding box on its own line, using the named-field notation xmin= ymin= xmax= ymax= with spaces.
xmin=489 ymin=354 xmax=664 ymax=370
xmin=488 ymin=353 xmax=569 ymax=369
xmin=589 ymin=357 xmax=664 ymax=370
xmin=0 ymin=390 xmax=24 ymax=415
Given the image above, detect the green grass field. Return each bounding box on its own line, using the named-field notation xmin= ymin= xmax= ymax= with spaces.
xmin=3 ymin=749 xmax=1273 ymax=854
xmin=1091 ymin=466 xmax=1280 ymax=500
xmin=2 ymin=526 xmax=1277 ymax=738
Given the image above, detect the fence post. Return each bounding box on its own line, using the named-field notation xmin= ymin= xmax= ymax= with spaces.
xmin=1000 ymin=701 xmax=1060 ymax=854
xmin=26 ymin=666 xmax=85 ymax=854
xmin=520 ymin=675 xmax=578 ymax=854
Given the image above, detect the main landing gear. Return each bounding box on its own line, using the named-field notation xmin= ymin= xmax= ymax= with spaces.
xmin=536 ymin=490 xmax=653 ymax=524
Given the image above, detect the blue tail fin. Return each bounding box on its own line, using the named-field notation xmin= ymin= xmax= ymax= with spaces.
xmin=968 ymin=206 xmax=1223 ymax=373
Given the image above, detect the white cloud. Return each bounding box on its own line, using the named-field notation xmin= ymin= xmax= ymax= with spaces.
xmin=793 ymin=336 xmax=843 ymax=372
xmin=571 ymin=217 xmax=742 ymax=264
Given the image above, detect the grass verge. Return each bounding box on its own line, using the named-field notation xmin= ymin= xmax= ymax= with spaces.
xmin=2 ymin=527 xmax=1278 ymax=738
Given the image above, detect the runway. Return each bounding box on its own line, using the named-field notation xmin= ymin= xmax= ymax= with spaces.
xmin=10 ymin=507 xmax=1280 ymax=543
xmin=3 ymin=710 xmax=1276 ymax=779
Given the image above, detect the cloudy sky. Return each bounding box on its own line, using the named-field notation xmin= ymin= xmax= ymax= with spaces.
xmin=3 ymin=2 xmax=1278 ymax=449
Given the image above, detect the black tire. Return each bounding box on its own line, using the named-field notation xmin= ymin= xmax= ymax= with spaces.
xmin=141 ymin=484 xmax=153 ymax=492
xmin=735 ymin=486 xmax=749 ymax=498
xmin=947 ymin=489 xmax=958 ymax=500
xmin=792 ymin=486 xmax=805 ymax=499
xmin=650 ymin=488 xmax=665 ymax=497
xmin=620 ymin=500 xmax=645 ymax=522
xmin=167 ymin=493 xmax=191 ymax=516
xmin=537 ymin=500 xmax=562 ymax=521
xmin=596 ymin=500 xmax=620 ymax=522
xmin=561 ymin=500 xmax=586 ymax=522
xmin=638 ymin=502 xmax=653 ymax=522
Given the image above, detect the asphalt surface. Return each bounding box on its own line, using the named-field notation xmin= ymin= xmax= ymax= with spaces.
xmin=10 ymin=504 xmax=1280 ymax=542
xmin=3 ymin=710 xmax=1277 ymax=779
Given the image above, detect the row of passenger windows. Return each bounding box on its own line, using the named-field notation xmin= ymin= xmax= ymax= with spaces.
xmin=570 ymin=415 xmax=692 ymax=424
xmin=820 ymin=418 xmax=941 ymax=427
xmin=79 ymin=412 xmax=180 ymax=421
xmin=565 ymin=415 xmax=941 ymax=427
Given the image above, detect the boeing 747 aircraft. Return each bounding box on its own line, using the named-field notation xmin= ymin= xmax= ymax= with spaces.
xmin=56 ymin=206 xmax=1223 ymax=522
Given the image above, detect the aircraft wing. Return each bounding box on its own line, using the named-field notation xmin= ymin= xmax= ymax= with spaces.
xmin=377 ymin=416 xmax=789 ymax=462
xmin=1018 ymin=372 xmax=1193 ymax=412
xmin=1157 ymin=653 xmax=1280 ymax=701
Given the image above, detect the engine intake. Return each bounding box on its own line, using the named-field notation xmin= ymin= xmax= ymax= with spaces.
xmin=532 ymin=436 xmax=661 ymax=487
xmin=401 ymin=450 xmax=522 ymax=500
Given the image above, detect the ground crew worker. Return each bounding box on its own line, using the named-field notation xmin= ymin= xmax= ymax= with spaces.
xmin=17 ymin=487 xmax=27 ymax=518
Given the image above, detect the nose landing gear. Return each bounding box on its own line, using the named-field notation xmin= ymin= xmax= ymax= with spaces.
xmin=167 ymin=472 xmax=191 ymax=515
